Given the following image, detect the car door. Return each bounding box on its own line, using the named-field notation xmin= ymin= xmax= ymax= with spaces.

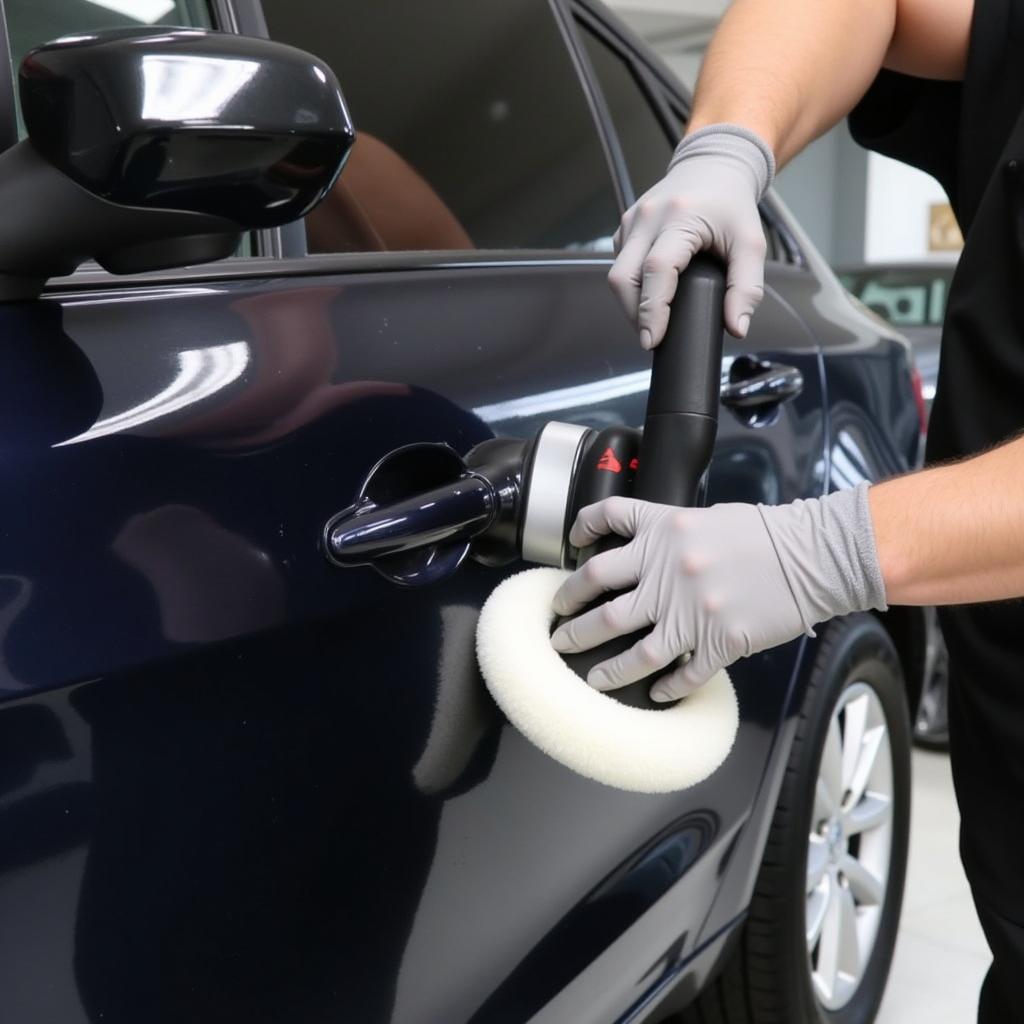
xmin=0 ymin=4 xmax=823 ymax=1024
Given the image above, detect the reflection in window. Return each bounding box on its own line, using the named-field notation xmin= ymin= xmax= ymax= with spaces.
xmin=57 ymin=341 xmax=249 ymax=445
xmin=261 ymin=0 xmax=621 ymax=253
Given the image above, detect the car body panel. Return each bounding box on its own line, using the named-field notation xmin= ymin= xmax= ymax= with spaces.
xmin=0 ymin=0 xmax=919 ymax=1019
xmin=0 ymin=257 xmax=827 ymax=1022
xmin=838 ymin=261 xmax=958 ymax=418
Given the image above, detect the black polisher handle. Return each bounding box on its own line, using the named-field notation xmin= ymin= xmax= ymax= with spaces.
xmin=560 ymin=255 xmax=726 ymax=709
xmin=634 ymin=253 xmax=725 ymax=505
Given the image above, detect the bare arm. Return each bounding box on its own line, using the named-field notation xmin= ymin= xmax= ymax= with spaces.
xmin=688 ymin=0 xmax=974 ymax=167
xmin=608 ymin=0 xmax=975 ymax=348
xmin=870 ymin=436 xmax=1024 ymax=605
xmin=689 ymin=0 xmax=1009 ymax=608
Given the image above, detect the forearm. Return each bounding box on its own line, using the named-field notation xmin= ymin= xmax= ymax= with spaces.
xmin=686 ymin=0 xmax=898 ymax=166
xmin=870 ymin=435 xmax=1024 ymax=605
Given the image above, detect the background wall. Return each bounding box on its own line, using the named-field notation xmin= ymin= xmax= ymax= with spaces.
xmin=864 ymin=154 xmax=960 ymax=264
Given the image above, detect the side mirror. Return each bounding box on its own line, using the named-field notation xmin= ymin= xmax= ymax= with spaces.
xmin=0 ymin=28 xmax=354 ymax=300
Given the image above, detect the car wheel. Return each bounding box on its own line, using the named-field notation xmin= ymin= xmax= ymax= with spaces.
xmin=679 ymin=613 xmax=911 ymax=1024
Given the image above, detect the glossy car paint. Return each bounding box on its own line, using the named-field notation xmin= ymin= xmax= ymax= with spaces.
xmin=837 ymin=262 xmax=957 ymax=417
xmin=0 ymin=5 xmax=919 ymax=1024
xmin=0 ymin=259 xmax=818 ymax=1023
xmin=22 ymin=28 xmax=353 ymax=226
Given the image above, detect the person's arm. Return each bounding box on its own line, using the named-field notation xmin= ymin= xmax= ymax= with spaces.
xmin=612 ymin=0 xmax=974 ymax=346
xmin=551 ymin=437 xmax=1024 ymax=702
xmin=687 ymin=0 xmax=972 ymax=168
xmin=871 ymin=434 xmax=1024 ymax=605
xmin=550 ymin=437 xmax=1024 ymax=702
xmin=687 ymin=0 xmax=896 ymax=168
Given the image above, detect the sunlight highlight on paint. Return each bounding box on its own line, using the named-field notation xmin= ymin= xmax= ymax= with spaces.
xmin=56 ymin=341 xmax=249 ymax=446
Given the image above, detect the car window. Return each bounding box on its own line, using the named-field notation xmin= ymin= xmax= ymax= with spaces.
xmin=838 ymin=268 xmax=953 ymax=327
xmin=575 ymin=23 xmax=674 ymax=201
xmin=259 ymin=0 xmax=621 ymax=255
xmin=7 ymin=1 xmax=212 ymax=135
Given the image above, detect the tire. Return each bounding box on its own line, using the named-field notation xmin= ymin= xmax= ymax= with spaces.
xmin=913 ymin=612 xmax=950 ymax=751
xmin=679 ymin=614 xmax=911 ymax=1024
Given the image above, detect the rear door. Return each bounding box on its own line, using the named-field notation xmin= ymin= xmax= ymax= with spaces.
xmin=0 ymin=4 xmax=821 ymax=1024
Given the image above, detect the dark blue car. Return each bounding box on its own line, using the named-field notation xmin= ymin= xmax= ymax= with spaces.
xmin=0 ymin=1 xmax=925 ymax=1021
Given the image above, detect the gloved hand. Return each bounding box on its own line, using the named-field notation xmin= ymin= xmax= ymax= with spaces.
xmin=550 ymin=484 xmax=887 ymax=702
xmin=609 ymin=123 xmax=775 ymax=347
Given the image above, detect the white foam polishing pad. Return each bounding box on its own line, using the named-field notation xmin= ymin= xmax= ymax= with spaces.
xmin=476 ymin=568 xmax=739 ymax=793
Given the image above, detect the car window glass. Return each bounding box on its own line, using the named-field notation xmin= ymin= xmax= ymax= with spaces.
xmin=260 ymin=0 xmax=620 ymax=255
xmin=576 ymin=23 xmax=674 ymax=200
xmin=7 ymin=0 xmax=212 ymax=138
xmin=840 ymin=269 xmax=953 ymax=326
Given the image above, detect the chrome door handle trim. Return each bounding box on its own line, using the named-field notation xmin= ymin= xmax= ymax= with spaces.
xmin=720 ymin=356 xmax=804 ymax=409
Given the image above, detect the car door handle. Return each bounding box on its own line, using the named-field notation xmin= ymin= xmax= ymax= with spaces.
xmin=720 ymin=356 xmax=804 ymax=409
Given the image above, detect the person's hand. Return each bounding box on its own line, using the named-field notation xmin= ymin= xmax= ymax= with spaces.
xmin=608 ymin=124 xmax=775 ymax=348
xmin=549 ymin=486 xmax=887 ymax=702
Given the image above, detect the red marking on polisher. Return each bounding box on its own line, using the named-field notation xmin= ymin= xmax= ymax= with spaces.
xmin=629 ymin=457 xmax=639 ymax=471
xmin=597 ymin=447 xmax=622 ymax=473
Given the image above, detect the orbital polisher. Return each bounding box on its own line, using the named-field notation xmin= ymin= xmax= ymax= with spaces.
xmin=324 ymin=256 xmax=738 ymax=792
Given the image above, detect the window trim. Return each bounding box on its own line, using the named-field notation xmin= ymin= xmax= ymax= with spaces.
xmin=555 ymin=1 xmax=635 ymax=208
xmin=0 ymin=0 xmax=20 ymax=153
xmin=547 ymin=0 xmax=629 ymax=214
xmin=571 ymin=2 xmax=682 ymax=197
xmin=43 ymin=249 xmax=616 ymax=296
xmin=211 ymin=0 xmax=293 ymax=258
xmin=209 ymin=0 xmax=239 ymax=31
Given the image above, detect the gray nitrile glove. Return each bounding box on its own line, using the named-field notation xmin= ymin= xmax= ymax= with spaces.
xmin=608 ymin=123 xmax=775 ymax=347
xmin=550 ymin=484 xmax=887 ymax=702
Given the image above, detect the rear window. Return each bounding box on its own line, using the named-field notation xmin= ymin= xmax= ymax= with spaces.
xmin=260 ymin=0 xmax=621 ymax=255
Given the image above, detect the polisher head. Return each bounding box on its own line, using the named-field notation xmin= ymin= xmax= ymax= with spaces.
xmin=476 ymin=567 xmax=739 ymax=793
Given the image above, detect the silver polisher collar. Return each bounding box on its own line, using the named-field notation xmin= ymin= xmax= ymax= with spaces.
xmin=521 ymin=421 xmax=590 ymax=567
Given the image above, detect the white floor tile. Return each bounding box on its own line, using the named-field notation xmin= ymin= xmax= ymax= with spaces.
xmin=875 ymin=750 xmax=990 ymax=1023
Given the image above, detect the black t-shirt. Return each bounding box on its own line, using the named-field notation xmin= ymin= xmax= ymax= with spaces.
xmin=848 ymin=0 xmax=1024 ymax=914
xmin=850 ymin=0 xmax=1024 ymax=465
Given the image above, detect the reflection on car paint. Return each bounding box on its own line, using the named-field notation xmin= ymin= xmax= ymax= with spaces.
xmin=57 ymin=341 xmax=250 ymax=445
xmin=0 ymin=576 xmax=31 ymax=692
xmin=412 ymin=603 xmax=498 ymax=796
xmin=112 ymin=504 xmax=286 ymax=644
xmin=830 ymin=429 xmax=872 ymax=490
xmin=473 ymin=369 xmax=652 ymax=425
xmin=140 ymin=54 xmax=262 ymax=122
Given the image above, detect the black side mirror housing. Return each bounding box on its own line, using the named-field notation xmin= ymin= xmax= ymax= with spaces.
xmin=0 ymin=28 xmax=354 ymax=300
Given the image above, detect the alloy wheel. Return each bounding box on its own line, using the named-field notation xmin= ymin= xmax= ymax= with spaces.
xmin=805 ymin=681 xmax=895 ymax=1010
